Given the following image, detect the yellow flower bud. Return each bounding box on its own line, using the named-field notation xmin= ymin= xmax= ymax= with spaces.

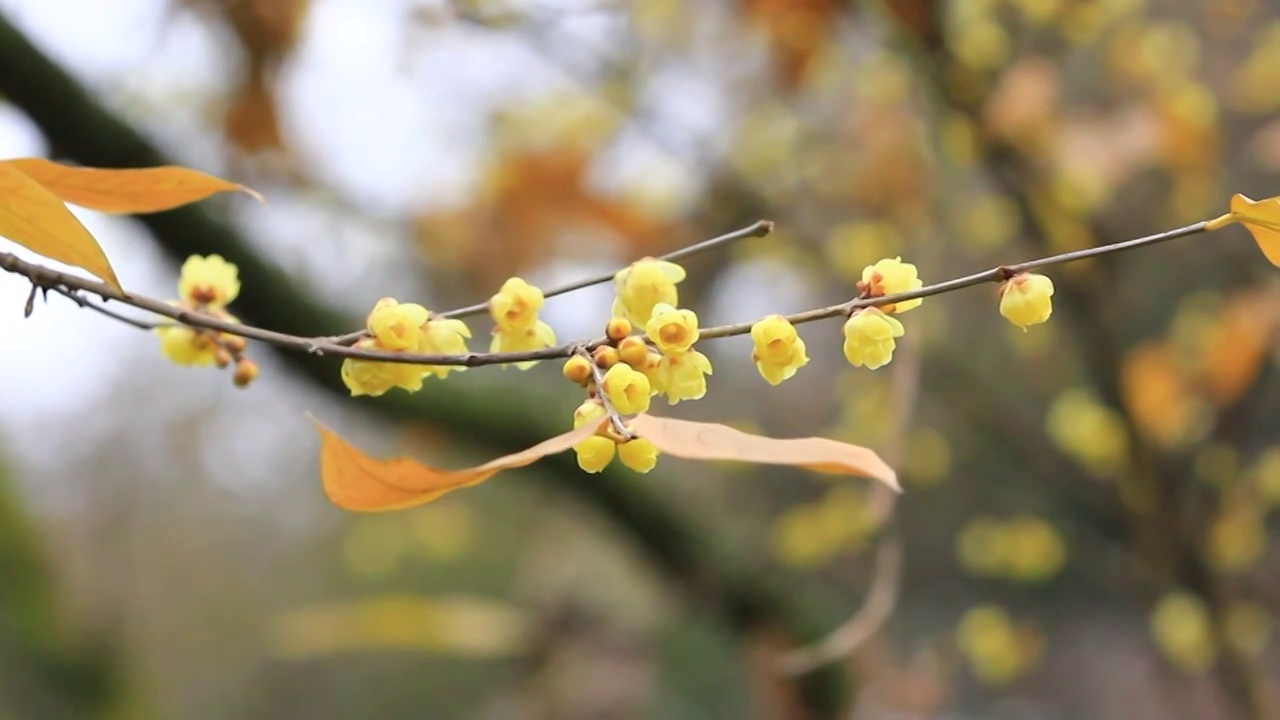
xmin=859 ymin=257 xmax=923 ymax=314
xmin=573 ymin=398 xmax=609 ymax=430
xmin=488 ymin=277 xmax=545 ymax=333
xmin=1150 ymin=592 xmax=1217 ymax=672
xmin=417 ymin=317 xmax=472 ymax=379
xmin=616 ymin=336 xmax=651 ymax=368
xmin=612 ymin=258 xmax=686 ymax=325
xmin=177 ymin=254 xmax=240 ymax=308
xmin=605 ymin=316 xmax=633 ymax=342
xmin=999 ymin=273 xmax=1055 ymax=330
xmin=617 ymin=437 xmax=659 ymax=473
xmin=574 ymin=436 xmax=617 ymax=473
xmin=842 ymin=308 xmax=904 ymax=370
xmin=563 ymin=355 xmax=594 ymax=385
xmin=601 ymin=363 xmax=652 ymax=415
xmin=593 ymin=345 xmax=620 ymax=369
xmin=366 ymin=298 xmax=430 ymax=351
xmin=645 ymin=303 xmax=700 ymax=354
xmin=232 ymin=358 xmax=259 ymax=388
xmin=750 ymin=315 xmax=809 ymax=385
xmin=657 ymin=349 xmax=713 ymax=404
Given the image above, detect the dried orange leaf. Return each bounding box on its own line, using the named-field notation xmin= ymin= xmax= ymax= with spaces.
xmin=1228 ymin=194 xmax=1280 ymax=266
xmin=4 ymin=157 xmax=263 ymax=214
xmin=315 ymin=417 xmax=605 ymax=512
xmin=629 ymin=414 xmax=900 ymax=491
xmin=0 ymin=162 xmax=121 ymax=290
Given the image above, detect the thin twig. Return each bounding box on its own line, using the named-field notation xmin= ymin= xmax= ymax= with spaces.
xmin=50 ymin=287 xmax=170 ymax=331
xmin=581 ymin=347 xmax=634 ymax=440
xmin=775 ymin=538 xmax=904 ymax=675
xmin=0 ymin=220 xmax=1212 ymax=368
xmin=432 ymin=219 xmax=776 ymax=320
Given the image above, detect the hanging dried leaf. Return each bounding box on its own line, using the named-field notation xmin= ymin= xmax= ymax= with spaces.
xmin=4 ymin=158 xmax=263 ymax=214
xmin=0 ymin=161 xmax=121 ymax=290
xmin=629 ymin=414 xmax=900 ymax=490
xmin=315 ymin=417 xmax=606 ymax=512
xmin=1227 ymin=193 xmax=1280 ymax=266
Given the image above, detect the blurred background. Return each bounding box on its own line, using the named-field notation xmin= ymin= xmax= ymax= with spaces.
xmin=1 ymin=0 xmax=1279 ymax=718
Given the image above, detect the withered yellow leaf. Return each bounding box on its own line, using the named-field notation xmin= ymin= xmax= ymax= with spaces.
xmin=629 ymin=414 xmax=900 ymax=491
xmin=0 ymin=162 xmax=121 ymax=290
xmin=1228 ymin=194 xmax=1280 ymax=266
xmin=315 ymin=417 xmax=606 ymax=512
xmin=4 ymin=157 xmax=263 ymax=214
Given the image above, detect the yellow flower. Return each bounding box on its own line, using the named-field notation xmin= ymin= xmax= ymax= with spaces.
xmin=490 ymin=320 xmax=557 ymax=370
xmin=750 ymin=315 xmax=809 ymax=385
xmin=573 ymin=398 xmax=609 ymax=430
xmin=657 ymin=349 xmax=713 ymax=404
xmin=644 ymin=303 xmax=700 ymax=354
xmin=340 ymin=339 xmax=426 ymax=397
xmin=417 ymin=318 xmax=472 ymax=379
xmin=177 ymin=254 xmax=240 ymax=308
xmin=488 ymin=277 xmax=545 ymax=333
xmin=842 ymin=308 xmax=904 ymax=370
xmin=366 ymin=298 xmax=430 ymax=351
xmin=601 ymin=363 xmax=651 ymax=415
xmin=617 ymin=438 xmax=659 ymax=473
xmin=1150 ymin=591 xmax=1217 ymax=672
xmin=156 ymin=325 xmax=220 ymax=366
xmin=999 ymin=273 xmax=1055 ymax=330
xmin=859 ymin=257 xmax=922 ymax=314
xmin=574 ymin=436 xmax=616 ymax=473
xmin=638 ymin=351 xmax=667 ymax=397
xmin=612 ymin=258 xmax=686 ymax=325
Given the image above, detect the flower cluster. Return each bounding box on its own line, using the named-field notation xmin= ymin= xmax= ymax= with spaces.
xmin=341 ymin=298 xmax=472 ymax=397
xmin=488 ymin=277 xmax=556 ymax=369
xmin=843 ymin=257 xmax=922 ymax=370
xmin=570 ymin=398 xmax=658 ymax=474
xmin=155 ymin=255 xmax=258 ymax=387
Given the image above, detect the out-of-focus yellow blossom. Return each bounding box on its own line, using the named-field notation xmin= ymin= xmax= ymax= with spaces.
xmin=1046 ymin=388 xmax=1130 ymax=477
xmin=612 ymin=259 xmax=686 ymax=325
xmin=341 ymin=339 xmax=427 ymax=397
xmin=562 ymin=355 xmax=594 ymax=385
xmin=956 ymin=605 xmax=1034 ymax=686
xmin=616 ymin=336 xmax=651 ymax=368
xmin=1252 ymin=447 xmax=1280 ymax=508
xmin=999 ymin=273 xmax=1055 ymax=330
xmin=1205 ymin=507 xmax=1266 ymax=574
xmin=366 ymin=298 xmax=430 ymax=351
xmin=232 ymin=359 xmax=259 ymax=388
xmin=645 ymin=303 xmax=700 ymax=354
xmin=177 ymin=254 xmax=240 ymax=308
xmin=489 ymin=320 xmax=557 ymax=370
xmin=617 ymin=438 xmax=659 ymax=473
xmin=601 ymin=363 xmax=651 ymax=415
xmin=656 ymin=349 xmax=713 ymax=404
xmin=750 ymin=315 xmax=809 ymax=385
xmin=157 ymin=325 xmax=221 ymax=367
xmin=574 ymin=437 xmax=616 ymax=473
xmin=605 ymin=316 xmax=633 ymax=342
xmin=956 ymin=517 xmax=1009 ymax=576
xmin=1225 ymin=602 xmax=1272 ymax=658
xmin=859 ymin=257 xmax=923 ymax=314
xmin=1003 ymin=515 xmax=1067 ymax=582
xmin=488 ymin=277 xmax=545 ymax=333
xmin=417 ymin=318 xmax=472 ymax=379
xmin=771 ymin=504 xmax=840 ymax=569
xmin=842 ymin=308 xmax=904 ymax=370
xmin=1150 ymin=591 xmax=1217 ymax=672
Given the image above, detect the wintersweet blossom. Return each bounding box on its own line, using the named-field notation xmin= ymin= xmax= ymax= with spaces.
xmin=366 ymin=298 xmax=429 ymax=351
xmin=617 ymin=438 xmax=659 ymax=473
xmin=645 ymin=303 xmax=700 ymax=354
xmin=601 ymin=363 xmax=651 ymax=415
xmin=999 ymin=273 xmax=1055 ymax=330
xmin=656 ymin=349 xmax=713 ymax=404
xmin=612 ymin=259 xmax=686 ymax=325
xmin=418 ymin=317 xmax=473 ymax=379
xmin=177 ymin=254 xmax=240 ymax=308
xmin=488 ymin=277 xmax=545 ymax=333
xmin=842 ymin=308 xmax=904 ymax=370
xmin=750 ymin=315 xmax=809 ymax=385
xmin=859 ymin=257 xmax=923 ymax=314
xmin=341 ymin=339 xmax=427 ymax=397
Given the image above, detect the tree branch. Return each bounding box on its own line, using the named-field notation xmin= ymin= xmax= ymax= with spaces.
xmin=0 ymin=10 xmax=849 ymax=717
